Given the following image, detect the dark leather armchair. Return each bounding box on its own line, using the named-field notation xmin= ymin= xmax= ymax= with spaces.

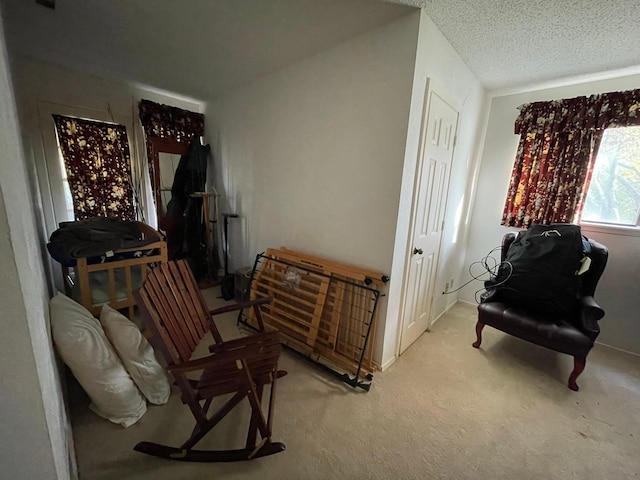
xmin=472 ymin=232 xmax=608 ymax=391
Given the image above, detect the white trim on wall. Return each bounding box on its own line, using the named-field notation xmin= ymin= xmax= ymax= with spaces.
xmin=489 ymin=64 xmax=640 ymax=98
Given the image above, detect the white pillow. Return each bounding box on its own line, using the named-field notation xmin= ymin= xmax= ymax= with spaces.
xmin=100 ymin=304 xmax=170 ymax=405
xmin=49 ymin=293 xmax=146 ymax=427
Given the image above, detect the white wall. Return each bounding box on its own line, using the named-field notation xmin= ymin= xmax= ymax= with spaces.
xmin=208 ymin=13 xmax=418 ymax=273
xmin=461 ymin=73 xmax=640 ymax=355
xmin=0 ymin=15 xmax=67 ymax=479
xmin=207 ymin=14 xmax=420 ymax=364
xmin=3 ymin=56 xmax=205 ymax=479
xmin=382 ymin=11 xmax=488 ymax=368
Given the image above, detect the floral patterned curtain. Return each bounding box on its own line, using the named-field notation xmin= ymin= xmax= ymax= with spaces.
xmin=53 ymin=115 xmax=135 ymax=221
xmin=138 ymin=100 xmax=205 ymax=202
xmin=502 ymin=88 xmax=640 ymax=228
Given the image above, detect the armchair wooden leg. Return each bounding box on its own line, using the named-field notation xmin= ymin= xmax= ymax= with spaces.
xmin=472 ymin=321 xmax=485 ymax=348
xmin=568 ymin=357 xmax=586 ymax=391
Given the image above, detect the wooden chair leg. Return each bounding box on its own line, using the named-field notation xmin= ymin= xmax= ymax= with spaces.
xmin=240 ymin=360 xmax=271 ymax=440
xmin=568 ymin=356 xmax=586 ymax=391
xmin=181 ymin=390 xmax=246 ymax=451
xmin=253 ymin=303 xmax=266 ymax=331
xmin=245 ymin=384 xmax=263 ymax=450
xmin=472 ymin=321 xmax=485 ymax=348
xmin=266 ymin=372 xmax=278 ymax=432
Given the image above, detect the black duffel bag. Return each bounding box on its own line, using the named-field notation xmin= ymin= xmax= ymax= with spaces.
xmin=491 ymin=224 xmax=589 ymax=314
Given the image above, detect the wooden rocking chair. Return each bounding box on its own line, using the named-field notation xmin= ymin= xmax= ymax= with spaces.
xmin=133 ymin=259 xmax=286 ymax=462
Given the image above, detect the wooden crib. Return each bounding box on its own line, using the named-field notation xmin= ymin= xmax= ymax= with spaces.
xmin=61 ymin=222 xmax=167 ymax=319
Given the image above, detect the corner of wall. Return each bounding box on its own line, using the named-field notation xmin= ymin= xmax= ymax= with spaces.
xmin=381 ymin=8 xmax=489 ymax=364
xmin=0 ymin=17 xmax=71 ymax=479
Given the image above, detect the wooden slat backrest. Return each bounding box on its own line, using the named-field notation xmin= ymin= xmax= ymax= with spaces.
xmin=161 ymin=262 xmax=202 ymax=346
xmin=134 ymin=286 xmax=184 ymax=365
xmin=198 ymin=332 xmax=281 ymax=385
xmin=136 ymin=259 xmax=219 ymax=364
xmin=139 ymin=270 xmax=195 ymax=363
xmin=174 ymin=261 xmax=216 ymax=340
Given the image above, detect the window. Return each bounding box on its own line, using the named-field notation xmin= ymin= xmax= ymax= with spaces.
xmin=502 ymin=88 xmax=640 ymax=229
xmin=581 ymin=126 xmax=640 ymax=227
xmin=58 ymin=151 xmax=75 ymax=220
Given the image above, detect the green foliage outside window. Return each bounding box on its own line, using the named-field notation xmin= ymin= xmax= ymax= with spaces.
xmin=582 ymin=126 xmax=640 ymax=226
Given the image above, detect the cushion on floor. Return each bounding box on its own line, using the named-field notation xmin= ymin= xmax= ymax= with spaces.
xmin=50 ymin=293 xmax=146 ymax=427
xmin=100 ymin=304 xmax=170 ymax=405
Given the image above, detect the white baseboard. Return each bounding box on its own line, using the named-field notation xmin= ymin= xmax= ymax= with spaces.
xmin=457 ymin=298 xmax=478 ymax=307
xmin=594 ymin=341 xmax=640 ymax=357
xmin=380 ymin=356 xmax=396 ymax=371
xmin=429 ymin=300 xmax=459 ymax=329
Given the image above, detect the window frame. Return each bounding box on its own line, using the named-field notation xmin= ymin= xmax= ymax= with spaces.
xmin=579 ymin=125 xmax=640 ymax=236
xmin=36 ymin=101 xmax=138 ymax=231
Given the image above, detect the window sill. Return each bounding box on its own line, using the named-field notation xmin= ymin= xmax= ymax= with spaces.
xmin=580 ymin=221 xmax=640 ymax=238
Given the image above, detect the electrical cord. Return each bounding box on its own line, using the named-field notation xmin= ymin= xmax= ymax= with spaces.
xmin=442 ymin=245 xmax=514 ymax=303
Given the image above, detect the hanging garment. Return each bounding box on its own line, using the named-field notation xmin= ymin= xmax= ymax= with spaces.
xmin=164 ymin=138 xmax=210 ymax=279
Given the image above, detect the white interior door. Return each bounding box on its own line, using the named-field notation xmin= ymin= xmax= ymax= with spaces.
xmin=399 ymin=84 xmax=459 ymax=354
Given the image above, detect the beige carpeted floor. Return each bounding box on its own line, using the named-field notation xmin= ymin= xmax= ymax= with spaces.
xmin=69 ymin=291 xmax=640 ymax=480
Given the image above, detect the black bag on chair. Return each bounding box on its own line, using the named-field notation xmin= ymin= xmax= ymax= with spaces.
xmin=492 ymin=224 xmax=588 ymax=314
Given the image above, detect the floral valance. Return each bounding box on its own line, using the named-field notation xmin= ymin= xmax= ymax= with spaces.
xmin=138 ymin=99 xmax=204 ymax=142
xmin=515 ymin=88 xmax=640 ymax=135
xmin=53 ymin=115 xmax=135 ymax=221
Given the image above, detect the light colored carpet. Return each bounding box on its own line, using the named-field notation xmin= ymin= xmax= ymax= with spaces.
xmin=69 ymin=292 xmax=640 ymax=480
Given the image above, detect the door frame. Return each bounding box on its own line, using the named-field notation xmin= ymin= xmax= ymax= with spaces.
xmin=396 ymin=77 xmax=460 ymax=355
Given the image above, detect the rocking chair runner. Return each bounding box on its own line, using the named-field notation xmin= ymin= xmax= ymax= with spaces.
xmin=133 ymin=260 xmax=286 ymax=462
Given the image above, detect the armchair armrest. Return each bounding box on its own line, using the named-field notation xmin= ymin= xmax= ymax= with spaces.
xmin=578 ymin=296 xmax=604 ymax=339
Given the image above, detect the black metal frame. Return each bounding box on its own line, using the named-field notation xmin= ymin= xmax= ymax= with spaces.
xmin=238 ymin=252 xmax=381 ymax=392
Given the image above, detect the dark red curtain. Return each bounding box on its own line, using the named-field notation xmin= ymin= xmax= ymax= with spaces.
xmin=53 ymin=115 xmax=135 ymax=221
xmin=502 ymin=89 xmax=640 ymax=228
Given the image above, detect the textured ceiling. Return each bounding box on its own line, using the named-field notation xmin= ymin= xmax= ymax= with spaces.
xmin=389 ymin=0 xmax=640 ymax=92
xmin=3 ymin=0 xmax=636 ymax=97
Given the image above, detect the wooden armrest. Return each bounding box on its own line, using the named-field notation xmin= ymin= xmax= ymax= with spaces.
xmin=208 ymin=331 xmax=280 ymax=353
xmin=209 ymin=296 xmax=272 ymax=316
xmin=170 ymin=332 xmax=281 ymax=373
xmin=167 ymin=354 xmax=220 ymax=374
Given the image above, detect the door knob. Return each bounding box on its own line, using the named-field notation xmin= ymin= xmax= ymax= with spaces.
xmin=413 ymin=247 xmax=423 ymax=255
